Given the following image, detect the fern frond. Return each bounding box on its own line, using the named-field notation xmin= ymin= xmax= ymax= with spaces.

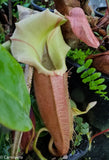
xmin=81 ymin=68 xmax=96 ymax=78
xmin=67 ymin=48 xmax=109 ymax=100
xmin=78 ymin=59 xmax=108 ymax=99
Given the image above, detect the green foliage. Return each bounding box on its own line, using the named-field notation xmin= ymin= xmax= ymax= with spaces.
xmin=31 ymin=95 xmax=47 ymax=137
xmin=67 ymin=48 xmax=95 ymax=65
xmin=77 ymin=59 xmax=93 ymax=73
xmin=36 ymin=1 xmax=47 ymax=8
xmin=0 ymin=32 xmax=5 ymax=43
xmin=0 ymin=24 xmax=7 ymax=44
xmin=82 ymin=72 xmax=101 ymax=83
xmin=67 ymin=48 xmax=109 ymax=100
xmin=77 ymin=59 xmax=109 ymax=100
xmin=75 ymin=117 xmax=89 ymax=134
xmin=0 ymin=0 xmax=8 ymax=8
xmin=0 ymin=0 xmax=31 ymax=19
xmin=94 ymin=32 xmax=103 ymax=40
xmin=0 ymin=0 xmax=7 ymax=4
xmin=73 ymin=117 xmax=89 ymax=147
xmin=31 ymin=95 xmax=45 ymax=130
xmin=12 ymin=0 xmax=31 ymax=8
xmin=12 ymin=0 xmax=31 ymax=19
xmin=35 ymin=0 xmax=54 ymax=9
xmin=0 ymin=44 xmax=32 ymax=131
xmin=80 ymin=68 xmax=96 ymax=78
xmin=0 ymin=125 xmax=10 ymax=156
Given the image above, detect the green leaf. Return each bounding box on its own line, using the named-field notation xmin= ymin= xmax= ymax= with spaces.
xmin=84 ymin=59 xmax=93 ymax=69
xmin=94 ymin=32 xmax=100 ymax=36
xmin=0 ymin=45 xmax=32 ymax=131
xmin=82 ymin=76 xmax=91 ymax=83
xmin=89 ymin=84 xmax=98 ymax=90
xmin=97 ymin=85 xmax=107 ymax=91
xmin=83 ymin=72 xmax=101 ymax=83
xmin=80 ymin=122 xmax=89 ymax=134
xmin=94 ymin=78 xmax=105 ymax=85
xmin=89 ymin=83 xmax=107 ymax=91
xmin=77 ymin=59 xmax=93 ymax=74
xmin=89 ymin=78 xmax=105 ymax=88
xmin=75 ymin=117 xmax=83 ymax=125
xmin=81 ymin=68 xmax=96 ymax=78
xmin=77 ymin=65 xmax=86 ymax=73
xmin=74 ymin=134 xmax=82 ymax=147
xmin=90 ymin=72 xmax=101 ymax=81
xmin=0 ymin=0 xmax=8 ymax=5
xmin=95 ymin=90 xmax=107 ymax=96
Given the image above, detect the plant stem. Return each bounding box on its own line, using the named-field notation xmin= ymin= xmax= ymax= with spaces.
xmin=8 ymin=0 xmax=12 ymax=34
xmin=89 ymin=128 xmax=109 ymax=150
xmin=11 ymin=132 xmax=23 ymax=158
xmin=33 ymin=128 xmax=48 ymax=160
xmin=106 ymin=0 xmax=109 ymax=10
xmin=25 ymin=123 xmax=35 ymax=154
xmin=11 ymin=65 xmax=33 ymax=159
